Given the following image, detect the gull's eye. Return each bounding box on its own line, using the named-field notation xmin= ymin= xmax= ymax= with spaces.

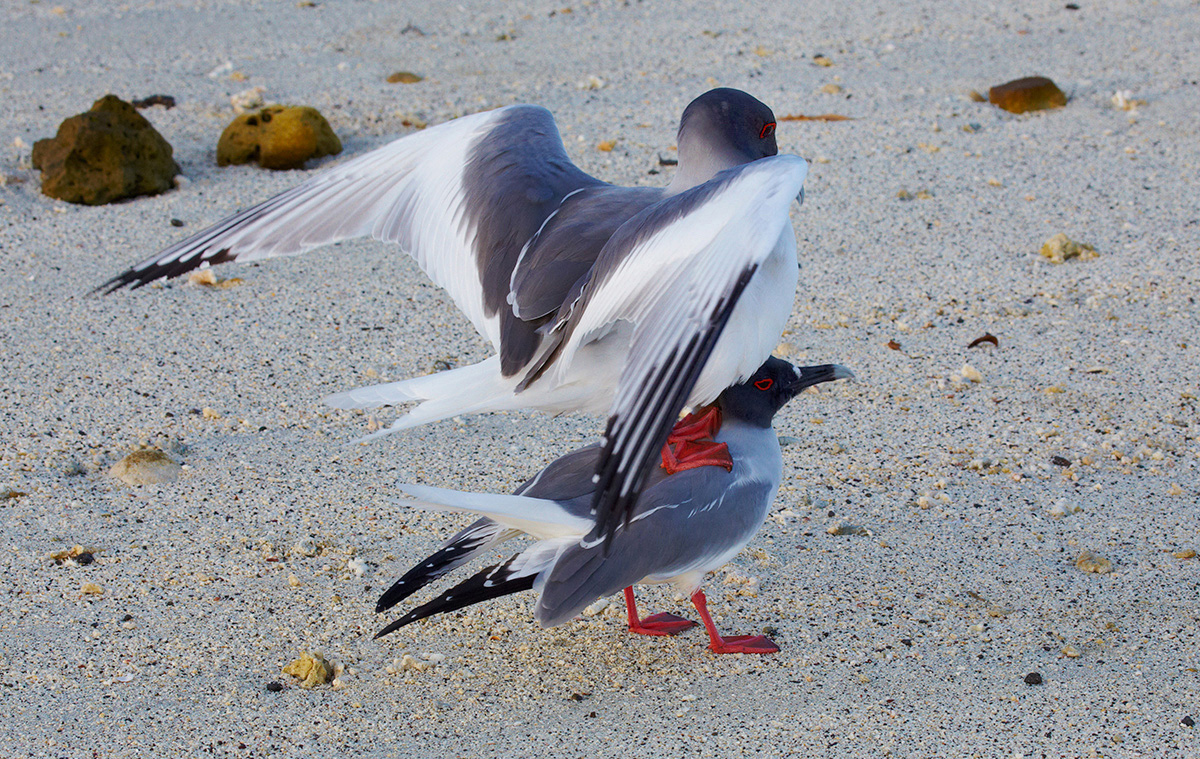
xmin=759 ymin=122 xmax=776 ymax=139
xmin=754 ymin=378 xmax=773 ymax=391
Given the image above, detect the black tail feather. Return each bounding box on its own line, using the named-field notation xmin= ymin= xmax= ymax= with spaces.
xmin=376 ymin=519 xmax=513 ymax=613
xmin=375 ymin=556 xmax=537 ymax=639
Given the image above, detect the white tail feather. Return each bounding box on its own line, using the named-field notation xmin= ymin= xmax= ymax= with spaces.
xmin=398 ymin=484 xmax=591 ymax=539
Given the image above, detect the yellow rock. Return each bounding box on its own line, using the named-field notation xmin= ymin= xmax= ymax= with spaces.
xmin=218 ymin=105 xmax=342 ymax=171
xmin=282 ymin=651 xmax=332 ymax=688
xmin=1040 ymin=233 xmax=1098 ymax=263
xmin=82 ymin=582 xmax=104 ymax=595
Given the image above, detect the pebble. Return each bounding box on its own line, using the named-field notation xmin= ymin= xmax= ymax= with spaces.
xmin=582 ymin=598 xmax=610 ymax=617
xmin=266 ymin=681 xmax=284 ymax=692
xmin=109 ymin=447 xmax=181 ymax=486
xmin=1048 ymin=499 xmax=1081 ymax=518
xmin=386 ymin=71 xmax=423 ymax=84
xmin=1061 ymin=644 xmax=1081 ymax=658
xmin=81 ymin=582 xmax=104 ymax=595
xmin=1171 ymin=549 xmax=1196 ymax=560
xmin=960 ymin=364 xmax=983 ymax=383
xmin=826 ymin=522 xmax=870 ymax=536
xmin=1024 ymin=672 xmax=1043 ymax=685
xmin=217 ymin=105 xmax=342 ymax=170
xmin=230 ymin=86 xmax=266 ymax=114
xmin=1075 ymin=550 xmax=1113 ymax=574
xmin=1040 ymin=233 xmax=1098 ymax=263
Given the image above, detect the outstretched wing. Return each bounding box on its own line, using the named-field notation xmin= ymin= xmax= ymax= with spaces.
xmin=535 ymin=155 xmax=808 ymax=548
xmin=99 ymin=105 xmax=604 ymax=368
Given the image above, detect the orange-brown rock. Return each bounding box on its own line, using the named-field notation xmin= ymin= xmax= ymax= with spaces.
xmin=988 ymin=77 xmax=1067 ymax=114
xmin=31 ymin=94 xmax=179 ymax=205
xmin=217 ymin=105 xmax=342 ymax=170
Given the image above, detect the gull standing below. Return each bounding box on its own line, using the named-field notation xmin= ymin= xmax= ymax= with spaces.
xmin=375 ymin=358 xmax=853 ymax=654
xmin=100 ymin=88 xmax=810 ymax=547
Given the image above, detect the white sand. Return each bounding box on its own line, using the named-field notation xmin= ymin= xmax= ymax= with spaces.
xmin=2 ymin=1 xmax=1198 ymax=755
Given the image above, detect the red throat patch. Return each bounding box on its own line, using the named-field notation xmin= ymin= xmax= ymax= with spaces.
xmin=660 ymin=405 xmax=733 ymax=474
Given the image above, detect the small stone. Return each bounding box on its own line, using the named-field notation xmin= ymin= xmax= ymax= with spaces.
xmin=812 ymin=54 xmax=833 ymax=67
xmin=347 ymin=557 xmax=367 ymax=576
xmin=1075 ymin=550 xmax=1113 ymax=574
xmin=217 ymin=105 xmax=342 ymax=170
xmin=988 ymin=77 xmax=1067 ymax=114
xmin=819 ymin=83 xmax=842 ymax=95
xmin=386 ymin=71 xmax=423 ymax=84
xmin=292 ymin=538 xmax=320 ymax=558
xmin=399 ymin=654 xmax=429 ymax=672
xmin=230 ymin=86 xmax=267 ymax=114
xmin=266 ymin=681 xmax=284 ymax=692
xmin=32 ymin=94 xmax=179 ymax=205
xmin=1040 ymin=233 xmax=1098 ymax=263
xmin=960 ymin=364 xmax=983 ymax=383
xmin=82 ymin=582 xmax=104 ymax=595
xmin=1024 ymin=672 xmax=1043 ymax=685
xmin=1051 ymin=456 xmax=1072 ymax=467
xmin=827 ymin=522 xmax=870 ymax=536
xmin=1172 ymin=548 xmax=1196 ymax=560
xmin=282 ymin=651 xmax=332 ymax=688
xmin=1061 ymin=644 xmax=1081 ymax=658
xmin=596 ymin=139 xmax=616 ymax=152
xmin=170 ymin=218 xmax=185 ymax=227
xmin=76 ymin=552 xmax=94 ymax=565
xmin=201 ymin=407 xmax=221 ymax=420
xmin=1182 ymin=716 xmax=1195 ymax=728
xmin=582 ymin=598 xmax=610 ymax=617
xmin=288 ymin=573 xmax=302 ymax=587
xmin=131 ymin=94 xmax=176 ymax=109
xmin=109 ymin=447 xmax=182 ymax=486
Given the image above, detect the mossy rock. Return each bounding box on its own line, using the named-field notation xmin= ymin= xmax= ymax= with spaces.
xmin=217 ymin=105 xmax=342 ymax=170
xmin=31 ymin=94 xmax=180 ymax=205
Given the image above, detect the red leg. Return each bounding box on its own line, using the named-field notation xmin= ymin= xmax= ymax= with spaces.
xmin=690 ymin=589 xmax=779 ymax=654
xmin=624 ymin=587 xmax=697 ymax=636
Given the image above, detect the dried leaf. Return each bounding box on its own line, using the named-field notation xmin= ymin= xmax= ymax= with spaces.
xmin=968 ymin=333 xmax=999 ymax=349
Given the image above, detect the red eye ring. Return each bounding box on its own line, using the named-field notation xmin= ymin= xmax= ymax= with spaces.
xmin=759 ymin=122 xmax=776 ymax=139
xmin=754 ymin=378 xmax=774 ymax=390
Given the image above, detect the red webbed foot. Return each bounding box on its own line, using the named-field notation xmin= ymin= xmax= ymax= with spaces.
xmin=624 ymin=587 xmax=697 ymax=636
xmin=707 ymin=634 xmax=780 ymax=654
xmin=690 ymin=589 xmax=779 ymax=655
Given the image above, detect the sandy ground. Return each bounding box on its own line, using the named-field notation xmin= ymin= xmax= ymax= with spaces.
xmin=2 ymin=0 xmax=1198 ymax=756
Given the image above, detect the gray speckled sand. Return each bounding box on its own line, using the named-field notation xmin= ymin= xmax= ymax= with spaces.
xmin=2 ymin=1 xmax=1198 ymax=756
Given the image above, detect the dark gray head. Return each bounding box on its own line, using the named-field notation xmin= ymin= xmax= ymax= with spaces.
xmin=718 ymin=357 xmax=853 ymax=428
xmin=670 ymin=88 xmax=778 ymax=193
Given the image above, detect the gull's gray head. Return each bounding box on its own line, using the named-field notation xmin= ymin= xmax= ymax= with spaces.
xmin=718 ymin=357 xmax=853 ymax=428
xmin=669 ymin=88 xmax=778 ymax=193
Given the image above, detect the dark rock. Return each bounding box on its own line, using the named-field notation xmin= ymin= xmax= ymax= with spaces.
xmin=32 ymin=94 xmax=180 ymax=205
xmin=266 ymin=681 xmax=284 ymax=692
xmin=1051 ymin=456 xmax=1072 ymax=467
xmin=988 ymin=77 xmax=1067 ymax=114
xmin=1182 ymin=716 xmax=1195 ymax=727
xmin=76 ymin=552 xmax=94 ymax=566
xmin=132 ymin=94 xmax=176 ymax=109
xmin=170 ymin=218 xmax=185 ymax=227
xmin=1024 ymin=671 xmax=1043 ymax=685
xmin=217 ymin=105 xmax=342 ymax=171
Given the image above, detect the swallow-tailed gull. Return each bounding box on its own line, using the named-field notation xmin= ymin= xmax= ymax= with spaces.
xmin=374 ymin=358 xmax=852 ymax=654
